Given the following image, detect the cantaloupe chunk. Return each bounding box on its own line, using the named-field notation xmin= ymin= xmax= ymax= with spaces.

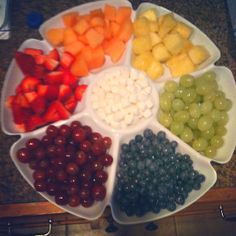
xmin=63 ymin=28 xmax=78 ymax=45
xmin=116 ymin=6 xmax=132 ymax=24
xmin=90 ymin=9 xmax=104 ymax=18
xmin=102 ymin=39 xmax=110 ymax=53
xmin=64 ymin=41 xmax=84 ymax=56
xmin=104 ymin=20 xmax=112 ymax=39
xmin=94 ymin=26 xmax=105 ymax=36
xmin=74 ymin=19 xmax=90 ymax=35
xmin=104 ymin=4 xmax=117 ymax=21
xmin=70 ymin=56 xmax=89 ymax=77
xmin=85 ymin=28 xmax=104 ymax=48
xmin=90 ymin=46 xmax=105 ymax=69
xmin=80 ymin=46 xmax=93 ymax=69
xmin=111 ymin=21 xmax=120 ymax=36
xmin=105 ymin=38 xmax=125 ymax=63
xmin=77 ymin=34 xmax=88 ymax=45
xmin=79 ymin=14 xmax=91 ymax=22
xmin=62 ymin=12 xmax=78 ymax=27
xmin=46 ymin=28 xmax=65 ymax=46
xmin=116 ymin=19 xmax=133 ymax=42
xmin=188 ymin=45 xmax=210 ymax=65
xmin=90 ymin=16 xmax=105 ymax=27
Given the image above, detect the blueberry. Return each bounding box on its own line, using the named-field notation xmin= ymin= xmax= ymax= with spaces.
xmin=121 ymin=144 xmax=129 ymax=152
xmin=144 ymin=128 xmax=154 ymax=139
xmin=157 ymin=131 xmax=166 ymax=140
xmin=167 ymin=202 xmax=176 ymax=211
xmin=170 ymin=141 xmax=178 ymax=149
xmin=193 ymin=182 xmax=201 ymax=190
xmin=197 ymin=174 xmax=206 ymax=183
xmin=175 ymin=194 xmax=185 ymax=205
xmin=135 ymin=134 xmax=143 ymax=143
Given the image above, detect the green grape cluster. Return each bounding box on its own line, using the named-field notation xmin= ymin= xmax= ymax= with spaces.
xmin=158 ymin=71 xmax=232 ymax=158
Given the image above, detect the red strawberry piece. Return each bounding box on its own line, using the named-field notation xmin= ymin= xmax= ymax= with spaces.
xmin=60 ymin=52 xmax=75 ymax=69
xmin=15 ymin=84 xmax=22 ymax=94
xmin=32 ymin=65 xmax=46 ymax=79
xmin=14 ymin=93 xmax=30 ymax=108
xmin=6 ymin=95 xmax=15 ymax=108
xmin=15 ymin=124 xmax=26 ymax=132
xmin=15 ymin=51 xmax=35 ymax=76
xmin=43 ymin=103 xmax=61 ymax=123
xmin=24 ymin=91 xmax=38 ymax=103
xmin=62 ymin=70 xmax=78 ymax=88
xmin=12 ymin=103 xmax=32 ymax=124
xmin=58 ymin=84 xmax=72 ymax=101
xmin=25 ymin=114 xmax=47 ymax=132
xmin=31 ymin=96 xmax=46 ymax=114
xmin=37 ymin=84 xmax=48 ymax=97
xmin=75 ymin=84 xmax=88 ymax=101
xmin=53 ymin=100 xmax=71 ymax=119
xmin=45 ymin=85 xmax=59 ymax=101
xmin=44 ymin=57 xmax=59 ymax=71
xmin=35 ymin=54 xmax=46 ymax=65
xmin=24 ymin=48 xmax=43 ymax=58
xmin=45 ymin=71 xmax=64 ymax=85
xmin=20 ymin=76 xmax=41 ymax=93
xmin=64 ymin=95 xmax=77 ymax=113
xmin=47 ymin=48 xmax=60 ymax=60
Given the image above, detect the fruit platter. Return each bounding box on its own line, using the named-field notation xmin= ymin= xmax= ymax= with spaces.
xmin=1 ymin=0 xmax=236 ymax=225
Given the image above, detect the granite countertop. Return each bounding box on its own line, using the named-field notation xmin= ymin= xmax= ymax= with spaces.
xmin=0 ymin=0 xmax=236 ymax=205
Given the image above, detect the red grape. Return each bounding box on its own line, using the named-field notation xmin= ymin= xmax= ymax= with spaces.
xmin=95 ymin=170 xmax=108 ymax=183
xmin=79 ymin=188 xmax=90 ymax=200
xmin=70 ymin=121 xmax=82 ymax=129
xmin=59 ymin=124 xmax=71 ymax=138
xmin=46 ymin=183 xmax=58 ymax=196
xmin=26 ymin=138 xmax=41 ymax=150
xmin=91 ymin=160 xmax=103 ymax=171
xmin=101 ymin=154 xmax=113 ymax=167
xmin=75 ymin=151 xmax=87 ymax=166
xmin=66 ymin=162 xmax=79 ymax=176
xmin=46 ymin=144 xmax=57 ymax=158
xmin=29 ymin=159 xmax=39 ymax=170
xmin=17 ymin=148 xmax=31 ymax=163
xmin=56 ymin=169 xmax=68 ymax=182
xmin=41 ymin=135 xmax=52 ymax=146
xmin=67 ymin=184 xmax=79 ymax=195
xmin=80 ymin=140 xmax=92 ymax=153
xmin=46 ymin=125 xmax=58 ymax=138
xmin=69 ymin=195 xmax=80 ymax=207
xmin=68 ymin=176 xmax=80 ymax=185
xmin=91 ymin=141 xmax=106 ymax=156
xmin=92 ymin=185 xmax=106 ymax=201
xmin=34 ymin=180 xmax=47 ymax=192
xmin=83 ymin=125 xmax=92 ymax=138
xmin=72 ymin=127 xmax=86 ymax=143
xmin=33 ymin=169 xmax=46 ymax=181
xmin=38 ymin=159 xmax=50 ymax=169
xmin=54 ymin=136 xmax=66 ymax=146
xmin=103 ymin=137 xmax=112 ymax=149
xmin=81 ymin=198 xmax=94 ymax=208
xmin=80 ymin=169 xmax=92 ymax=182
xmin=55 ymin=191 xmax=69 ymax=205
xmin=91 ymin=132 xmax=102 ymax=142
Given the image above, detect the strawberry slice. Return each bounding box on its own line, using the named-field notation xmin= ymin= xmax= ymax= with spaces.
xmin=53 ymin=100 xmax=71 ymax=119
xmin=32 ymin=64 xmax=46 ymax=79
xmin=43 ymin=103 xmax=61 ymax=123
xmin=44 ymin=57 xmax=59 ymax=71
xmin=45 ymin=71 xmax=64 ymax=85
xmin=35 ymin=54 xmax=46 ymax=65
xmin=48 ymin=48 xmax=60 ymax=60
xmin=6 ymin=96 xmax=15 ymax=108
xmin=60 ymin=52 xmax=75 ymax=68
xmin=25 ymin=115 xmax=47 ymax=132
xmin=15 ymin=124 xmax=26 ymax=132
xmin=75 ymin=84 xmax=88 ymax=101
xmin=45 ymin=85 xmax=59 ymax=101
xmin=15 ymin=52 xmax=35 ymax=76
xmin=24 ymin=48 xmax=43 ymax=57
xmin=12 ymin=104 xmax=32 ymax=124
xmin=20 ymin=76 xmax=41 ymax=93
xmin=62 ymin=70 xmax=78 ymax=88
xmin=37 ymin=84 xmax=48 ymax=97
xmin=64 ymin=95 xmax=77 ymax=113
xmin=14 ymin=93 xmax=30 ymax=108
xmin=31 ymin=96 xmax=46 ymax=114
xmin=59 ymin=84 xmax=72 ymax=101
xmin=24 ymin=91 xmax=38 ymax=103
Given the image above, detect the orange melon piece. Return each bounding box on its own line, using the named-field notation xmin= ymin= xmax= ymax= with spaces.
xmin=90 ymin=46 xmax=105 ymax=69
xmin=64 ymin=41 xmax=84 ymax=56
xmin=104 ymin=4 xmax=117 ymax=21
xmin=104 ymin=20 xmax=112 ymax=39
xmin=85 ymin=28 xmax=104 ymax=48
xmin=116 ymin=19 xmax=133 ymax=42
xmin=74 ymin=18 xmax=90 ymax=35
xmin=46 ymin=28 xmax=65 ymax=46
xmin=77 ymin=34 xmax=88 ymax=45
xmin=90 ymin=9 xmax=104 ymax=18
xmin=90 ymin=16 xmax=105 ymax=27
xmin=63 ymin=28 xmax=78 ymax=45
xmin=62 ymin=12 xmax=78 ymax=27
xmin=105 ymin=38 xmax=125 ymax=63
xmin=102 ymin=39 xmax=110 ymax=54
xmin=80 ymin=46 xmax=93 ymax=69
xmin=116 ymin=6 xmax=132 ymax=24
xmin=111 ymin=21 xmax=120 ymax=36
xmin=80 ymin=14 xmax=91 ymax=22
xmin=94 ymin=26 xmax=105 ymax=37
xmin=70 ymin=56 xmax=89 ymax=77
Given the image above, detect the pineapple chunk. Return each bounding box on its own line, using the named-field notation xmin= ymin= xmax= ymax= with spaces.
xmin=132 ymin=36 xmax=152 ymax=55
xmin=158 ymin=13 xmax=177 ymax=38
xmin=172 ymin=22 xmax=193 ymax=39
xmin=163 ymin=33 xmax=185 ymax=55
xmin=133 ymin=17 xmax=150 ymax=36
xmin=149 ymin=21 xmax=159 ymax=32
xmin=152 ymin=43 xmax=171 ymax=62
xmin=188 ymin=45 xmax=210 ymax=65
xmin=147 ymin=59 xmax=164 ymax=80
xmin=181 ymin=39 xmax=193 ymax=53
xmin=132 ymin=52 xmax=153 ymax=71
xmin=166 ymin=53 xmax=196 ymax=77
xmin=139 ymin=8 xmax=158 ymax=21
xmin=149 ymin=32 xmax=162 ymax=47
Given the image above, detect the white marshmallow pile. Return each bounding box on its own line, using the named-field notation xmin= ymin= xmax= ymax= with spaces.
xmin=91 ymin=68 xmax=154 ymax=129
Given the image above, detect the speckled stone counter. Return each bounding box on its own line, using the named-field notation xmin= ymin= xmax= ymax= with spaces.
xmin=0 ymin=0 xmax=236 ymax=205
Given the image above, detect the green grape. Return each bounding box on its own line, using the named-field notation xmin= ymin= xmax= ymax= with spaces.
xmin=195 ymin=95 xmax=203 ymax=103
xmin=192 ymin=138 xmax=208 ymax=151
xmin=173 ymin=110 xmax=190 ymax=123
xmin=198 ymin=115 xmax=213 ymax=131
xmin=189 ymin=103 xmax=201 ymax=118
xmin=205 ymin=146 xmax=217 ymax=158
xmin=196 ymin=81 xmax=212 ymax=95
xmin=180 ymin=74 xmax=195 ymax=88
xmin=193 ymin=129 xmax=201 ymax=139
xmin=160 ymin=94 xmax=172 ymax=112
xmin=210 ymin=135 xmax=224 ymax=148
xmin=225 ymin=98 xmax=233 ymax=111
xmin=172 ymin=99 xmax=185 ymax=111
xmin=217 ymin=111 xmax=229 ymax=125
xmin=159 ymin=112 xmax=173 ymax=128
xmin=203 ymin=71 xmax=216 ymax=81
xmin=175 ymin=86 xmax=185 ymax=98
xmin=161 ymin=91 xmax=175 ymax=100
xmin=210 ymin=109 xmax=221 ymax=122
xmin=204 ymin=92 xmax=216 ymax=102
xmin=200 ymin=101 xmax=213 ymax=114
xmin=164 ymin=80 xmax=178 ymax=93
xmin=214 ymin=97 xmax=227 ymax=110
xmin=170 ymin=121 xmax=184 ymax=135
xmin=215 ymin=91 xmax=226 ymax=98
xmin=215 ymin=125 xmax=227 ymax=136
xmin=180 ymin=127 xmax=193 ymax=143
xmin=182 ymin=88 xmax=197 ymax=104
xmin=188 ymin=117 xmax=198 ymax=129
xmin=201 ymin=126 xmax=215 ymax=140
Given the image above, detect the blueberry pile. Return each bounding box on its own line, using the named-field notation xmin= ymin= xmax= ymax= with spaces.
xmin=114 ymin=129 xmax=205 ymax=217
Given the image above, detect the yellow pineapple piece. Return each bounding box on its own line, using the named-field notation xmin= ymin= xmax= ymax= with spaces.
xmin=181 ymin=39 xmax=193 ymax=53
xmin=139 ymin=8 xmax=158 ymax=21
xmin=146 ymin=58 xmax=164 ymax=80
xmin=163 ymin=33 xmax=185 ymax=55
xmin=188 ymin=45 xmax=210 ymax=65
xmin=172 ymin=22 xmax=193 ymax=39
xmin=132 ymin=52 xmax=153 ymax=71
xmin=166 ymin=53 xmax=196 ymax=77
xmin=149 ymin=21 xmax=159 ymax=32
xmin=152 ymin=43 xmax=171 ymax=62
xmin=132 ymin=36 xmax=152 ymax=55
xmin=149 ymin=32 xmax=162 ymax=47
xmin=158 ymin=13 xmax=177 ymax=38
xmin=133 ymin=17 xmax=150 ymax=36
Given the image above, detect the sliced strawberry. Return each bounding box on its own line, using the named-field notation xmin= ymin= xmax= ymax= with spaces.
xmin=24 ymin=91 xmax=38 ymax=103
xmin=24 ymin=48 xmax=43 ymax=58
xmin=15 ymin=52 xmax=35 ymax=76
xmin=44 ymin=57 xmax=59 ymax=71
xmin=15 ymin=124 xmax=26 ymax=132
xmin=31 ymin=96 xmax=46 ymax=114
xmin=35 ymin=54 xmax=46 ymax=65
xmin=43 ymin=103 xmax=61 ymax=123
xmin=47 ymin=48 xmax=59 ymax=60
xmin=60 ymin=52 xmax=75 ymax=69
xmin=53 ymin=100 xmax=71 ymax=119
xmin=64 ymin=95 xmax=77 ymax=113
xmin=6 ymin=96 xmax=15 ymax=108
xmin=15 ymin=84 xmax=22 ymax=94
xmin=62 ymin=70 xmax=78 ymax=88
xmin=20 ymin=76 xmax=41 ymax=93
xmin=12 ymin=104 xmax=32 ymax=124
xmin=32 ymin=65 xmax=46 ymax=79
xmin=58 ymin=84 xmax=72 ymax=101
xmin=25 ymin=115 xmax=47 ymax=132
xmin=45 ymin=85 xmax=59 ymax=101
xmin=37 ymin=84 xmax=48 ymax=97
xmin=74 ymin=84 xmax=88 ymax=101
xmin=14 ymin=93 xmax=30 ymax=108
xmin=45 ymin=71 xmax=64 ymax=85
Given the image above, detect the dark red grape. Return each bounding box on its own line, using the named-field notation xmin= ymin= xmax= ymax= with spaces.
xmin=80 ymin=140 xmax=92 ymax=153
xmin=64 ymin=150 xmax=75 ymax=162
xmin=34 ymin=180 xmax=47 ymax=192
xmin=46 ymin=144 xmax=57 ymax=158
xmin=46 ymin=125 xmax=58 ymax=138
xmin=81 ymin=198 xmax=94 ymax=208
xmin=82 ymin=181 xmax=92 ymax=189
xmin=103 ymin=137 xmax=112 ymax=149
xmin=80 ymin=169 xmax=92 ymax=181
xmin=87 ymin=154 xmax=96 ymax=163
xmin=83 ymin=125 xmax=92 ymax=138
xmin=91 ymin=141 xmax=106 ymax=156
xmin=66 ymin=162 xmax=79 ymax=176
xmin=26 ymin=138 xmax=41 ymax=150
xmin=29 ymin=159 xmax=39 ymax=170
xmin=67 ymin=183 xmax=79 ymax=195
xmin=91 ymin=132 xmax=102 ymax=142
xmin=91 ymin=160 xmax=103 ymax=171
xmin=53 ymin=157 xmax=66 ymax=169
xmin=54 ymin=136 xmax=66 ymax=146
xmin=34 ymin=147 xmax=46 ymax=160
xmin=55 ymin=145 xmax=65 ymax=157
xmin=69 ymin=195 xmax=80 ymax=207
xmin=79 ymin=188 xmax=90 ymax=200
xmin=72 ymin=127 xmax=86 ymax=143
xmin=75 ymin=151 xmax=88 ymax=166
xmin=95 ymin=170 xmax=108 ymax=183
xmin=70 ymin=121 xmax=82 ymax=129
xmin=41 ymin=135 xmax=52 ymax=146
xmin=56 ymin=169 xmax=68 ymax=182
xmin=47 ymin=167 xmax=56 ymax=178
xmin=92 ymin=184 xmax=106 ymax=201
xmin=38 ymin=159 xmax=50 ymax=169
xmin=46 ymin=183 xmax=58 ymax=196
xmin=55 ymin=191 xmax=69 ymax=205
xmin=33 ymin=169 xmax=46 ymax=181
xmin=101 ymin=154 xmax=113 ymax=167
xmin=68 ymin=175 xmax=80 ymax=185
xmin=59 ymin=124 xmax=71 ymax=138
xmin=16 ymin=148 xmax=31 ymax=163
